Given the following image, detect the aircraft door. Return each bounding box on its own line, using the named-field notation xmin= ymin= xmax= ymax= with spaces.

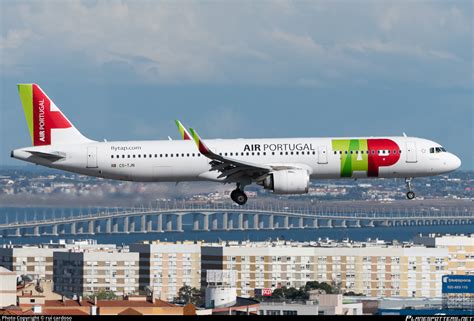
xmin=317 ymin=146 xmax=328 ymax=164
xmin=87 ymin=147 xmax=98 ymax=168
xmin=405 ymin=141 xmax=417 ymax=163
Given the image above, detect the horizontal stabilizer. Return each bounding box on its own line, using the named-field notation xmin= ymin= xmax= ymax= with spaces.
xmin=26 ymin=150 xmax=66 ymax=161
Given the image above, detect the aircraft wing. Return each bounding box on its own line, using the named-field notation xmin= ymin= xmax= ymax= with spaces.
xmin=175 ymin=120 xmax=192 ymax=140
xmin=189 ymin=128 xmax=275 ymax=182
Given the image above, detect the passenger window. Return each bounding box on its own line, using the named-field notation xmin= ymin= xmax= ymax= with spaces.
xmin=143 ymin=154 xmax=146 ymax=158
xmin=111 ymin=155 xmax=114 ymax=159
xmin=128 ymin=155 xmax=131 ymax=158
xmin=133 ymin=155 xmax=136 ymax=158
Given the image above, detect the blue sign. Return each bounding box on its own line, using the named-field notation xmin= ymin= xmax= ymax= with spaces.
xmin=442 ymin=275 xmax=474 ymax=294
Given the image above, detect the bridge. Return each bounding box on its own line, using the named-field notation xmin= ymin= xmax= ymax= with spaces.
xmin=0 ymin=201 xmax=473 ymax=237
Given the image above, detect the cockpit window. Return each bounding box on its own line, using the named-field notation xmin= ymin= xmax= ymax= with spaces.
xmin=430 ymin=147 xmax=446 ymax=153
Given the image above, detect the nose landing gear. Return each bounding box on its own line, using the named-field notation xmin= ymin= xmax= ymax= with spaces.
xmin=230 ymin=182 xmax=248 ymax=206
xmin=405 ymin=178 xmax=415 ymax=200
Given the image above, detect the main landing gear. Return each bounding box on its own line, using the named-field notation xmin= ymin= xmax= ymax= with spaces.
xmin=230 ymin=183 xmax=248 ymax=206
xmin=405 ymin=177 xmax=415 ymax=200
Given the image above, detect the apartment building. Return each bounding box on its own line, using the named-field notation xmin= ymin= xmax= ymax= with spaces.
xmin=202 ymin=240 xmax=453 ymax=298
xmin=0 ymin=246 xmax=64 ymax=280
xmin=0 ymin=240 xmax=116 ymax=281
xmin=130 ymin=241 xmax=201 ymax=301
xmin=53 ymin=250 xmax=139 ymax=297
xmin=414 ymin=234 xmax=474 ymax=276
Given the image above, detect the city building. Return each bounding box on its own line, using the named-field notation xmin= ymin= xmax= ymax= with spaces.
xmin=258 ymin=294 xmax=363 ymax=315
xmin=0 ymin=240 xmax=116 ymax=281
xmin=205 ymin=270 xmax=237 ymax=309
xmin=130 ymin=241 xmax=201 ymax=301
xmin=202 ymin=239 xmax=457 ymax=298
xmin=414 ymin=234 xmax=474 ymax=276
xmin=53 ymin=249 xmax=139 ymax=297
xmin=310 ymin=294 xmax=363 ymax=315
xmin=0 ymin=267 xmax=16 ymax=308
xmin=0 ymin=246 xmax=64 ymax=281
xmin=259 ymin=300 xmax=319 ymax=315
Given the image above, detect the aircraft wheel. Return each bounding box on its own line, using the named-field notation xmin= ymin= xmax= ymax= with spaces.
xmin=406 ymin=191 xmax=415 ymax=200
xmin=231 ymin=189 xmax=248 ymax=205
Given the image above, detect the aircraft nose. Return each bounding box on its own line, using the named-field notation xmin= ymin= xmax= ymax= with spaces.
xmin=452 ymin=154 xmax=462 ymax=170
xmin=446 ymin=153 xmax=461 ymax=171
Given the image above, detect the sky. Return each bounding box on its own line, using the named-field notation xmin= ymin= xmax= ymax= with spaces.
xmin=0 ymin=0 xmax=472 ymax=169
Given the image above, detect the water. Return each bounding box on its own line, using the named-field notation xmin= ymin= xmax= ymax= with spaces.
xmin=0 ymin=207 xmax=472 ymax=245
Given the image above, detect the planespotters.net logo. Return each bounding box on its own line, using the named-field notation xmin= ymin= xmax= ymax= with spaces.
xmin=406 ymin=316 xmax=474 ymax=321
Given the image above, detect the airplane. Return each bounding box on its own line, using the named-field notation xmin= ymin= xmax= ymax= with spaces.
xmin=11 ymin=84 xmax=462 ymax=205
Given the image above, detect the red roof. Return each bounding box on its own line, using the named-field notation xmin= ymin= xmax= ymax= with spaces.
xmin=42 ymin=300 xmax=93 ymax=307
xmin=96 ymin=299 xmax=176 ymax=308
xmin=42 ymin=308 xmax=89 ymax=315
xmin=38 ymin=299 xmax=176 ymax=308
xmin=0 ymin=309 xmax=35 ymax=315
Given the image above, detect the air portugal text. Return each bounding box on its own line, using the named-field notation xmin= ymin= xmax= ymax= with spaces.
xmin=244 ymin=143 xmax=315 ymax=152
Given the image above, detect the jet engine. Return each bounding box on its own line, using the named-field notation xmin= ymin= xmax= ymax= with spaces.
xmin=262 ymin=169 xmax=310 ymax=194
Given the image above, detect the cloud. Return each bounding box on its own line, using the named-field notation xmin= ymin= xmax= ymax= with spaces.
xmin=0 ymin=1 xmax=471 ymax=88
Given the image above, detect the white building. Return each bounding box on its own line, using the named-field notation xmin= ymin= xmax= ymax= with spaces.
xmin=0 ymin=267 xmax=16 ymax=308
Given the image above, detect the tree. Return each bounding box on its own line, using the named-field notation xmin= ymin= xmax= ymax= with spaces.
xmin=176 ymin=285 xmax=204 ymax=306
xmin=304 ymin=281 xmax=334 ymax=294
xmin=271 ymin=287 xmax=285 ymax=299
xmin=86 ymin=289 xmax=117 ymax=301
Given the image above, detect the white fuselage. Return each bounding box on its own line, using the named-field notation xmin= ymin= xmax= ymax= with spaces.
xmin=12 ymin=136 xmax=461 ymax=183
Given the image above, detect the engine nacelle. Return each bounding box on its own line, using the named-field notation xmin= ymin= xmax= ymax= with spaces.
xmin=262 ymin=169 xmax=310 ymax=194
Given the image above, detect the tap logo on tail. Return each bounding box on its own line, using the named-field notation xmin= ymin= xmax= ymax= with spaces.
xmin=18 ymin=84 xmax=75 ymax=146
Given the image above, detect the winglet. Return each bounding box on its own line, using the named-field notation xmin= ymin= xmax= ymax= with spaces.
xmin=175 ymin=120 xmax=192 ymax=140
xmin=189 ymin=128 xmax=211 ymax=155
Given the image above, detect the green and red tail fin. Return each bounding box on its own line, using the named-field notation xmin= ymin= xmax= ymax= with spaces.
xmin=175 ymin=120 xmax=192 ymax=140
xmin=189 ymin=127 xmax=211 ymax=155
xmin=17 ymin=84 xmax=91 ymax=146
